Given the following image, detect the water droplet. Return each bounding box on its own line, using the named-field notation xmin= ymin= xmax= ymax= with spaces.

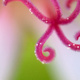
xmin=35 ymin=44 xmax=38 ymax=46
xmin=40 ymin=43 xmax=42 ymax=45
xmin=68 ymin=44 xmax=71 ymax=46
xmin=67 ymin=17 xmax=69 ymax=20
xmin=45 ymin=20 xmax=48 ymax=23
xmin=29 ymin=8 xmax=33 ymax=14
xmin=77 ymin=46 xmax=80 ymax=48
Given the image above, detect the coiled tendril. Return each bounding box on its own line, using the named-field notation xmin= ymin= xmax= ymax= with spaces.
xmin=66 ymin=0 xmax=76 ymax=8
xmin=35 ymin=24 xmax=55 ymax=63
xmin=4 ymin=0 xmax=80 ymax=63
xmin=54 ymin=25 xmax=80 ymax=51
xmin=75 ymin=31 xmax=80 ymax=40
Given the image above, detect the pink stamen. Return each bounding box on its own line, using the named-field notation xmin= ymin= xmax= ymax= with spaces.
xmin=3 ymin=0 xmax=80 ymax=63
xmin=35 ymin=24 xmax=55 ymax=63
xmin=55 ymin=25 xmax=80 ymax=51
xmin=58 ymin=0 xmax=80 ymax=25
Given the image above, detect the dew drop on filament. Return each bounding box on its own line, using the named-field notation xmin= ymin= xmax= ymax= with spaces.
xmin=77 ymin=46 xmax=80 ymax=48
xmin=68 ymin=44 xmax=71 ymax=47
xmin=66 ymin=17 xmax=69 ymax=20
xmin=73 ymin=43 xmax=75 ymax=46
xmin=40 ymin=43 xmax=42 ymax=45
xmin=29 ymin=8 xmax=33 ymax=14
xmin=35 ymin=44 xmax=38 ymax=46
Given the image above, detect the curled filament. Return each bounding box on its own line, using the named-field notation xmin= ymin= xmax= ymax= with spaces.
xmin=35 ymin=25 xmax=55 ymax=63
xmin=3 ymin=0 xmax=80 ymax=63
xmin=66 ymin=0 xmax=76 ymax=8
xmin=55 ymin=25 xmax=80 ymax=51
xmin=75 ymin=31 xmax=80 ymax=40
xmin=58 ymin=0 xmax=80 ymax=25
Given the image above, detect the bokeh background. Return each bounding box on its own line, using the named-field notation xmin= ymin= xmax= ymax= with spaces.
xmin=0 ymin=0 xmax=80 ymax=80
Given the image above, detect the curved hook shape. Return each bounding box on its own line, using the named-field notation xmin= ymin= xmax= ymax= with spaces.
xmin=4 ymin=0 xmax=80 ymax=25
xmin=58 ymin=0 xmax=80 ymax=25
xmin=66 ymin=0 xmax=76 ymax=8
xmin=3 ymin=0 xmax=80 ymax=64
xmin=55 ymin=25 xmax=80 ymax=51
xmin=35 ymin=24 xmax=55 ymax=63
xmin=75 ymin=31 xmax=80 ymax=40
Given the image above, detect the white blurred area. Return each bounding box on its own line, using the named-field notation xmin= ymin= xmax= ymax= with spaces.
xmin=0 ymin=7 xmax=20 ymax=80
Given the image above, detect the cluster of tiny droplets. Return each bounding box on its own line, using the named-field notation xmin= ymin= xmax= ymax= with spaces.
xmin=4 ymin=0 xmax=80 ymax=64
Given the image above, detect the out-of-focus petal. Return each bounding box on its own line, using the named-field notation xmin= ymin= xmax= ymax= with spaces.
xmin=0 ymin=8 xmax=20 ymax=80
